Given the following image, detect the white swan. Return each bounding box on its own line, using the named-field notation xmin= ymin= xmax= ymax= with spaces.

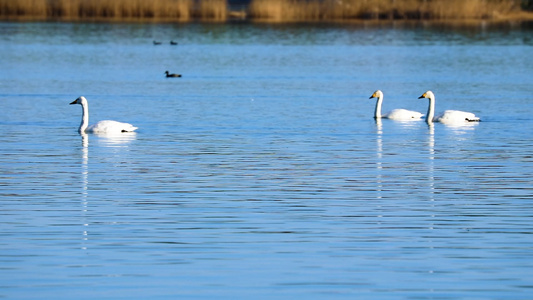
xmin=418 ymin=91 xmax=480 ymax=123
xmin=70 ymin=96 xmax=138 ymax=134
xmin=370 ymin=90 xmax=423 ymax=120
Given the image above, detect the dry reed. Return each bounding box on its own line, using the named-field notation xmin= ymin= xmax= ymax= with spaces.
xmin=195 ymin=0 xmax=227 ymax=20
xmin=248 ymin=0 xmax=523 ymax=22
xmin=0 ymin=0 xmax=227 ymax=21
xmin=0 ymin=0 xmax=527 ymax=22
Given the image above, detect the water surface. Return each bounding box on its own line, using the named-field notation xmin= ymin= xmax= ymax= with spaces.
xmin=1 ymin=22 xmax=533 ymax=299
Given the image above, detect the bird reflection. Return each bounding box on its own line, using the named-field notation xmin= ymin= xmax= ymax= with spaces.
xmin=375 ymin=118 xmax=383 ymax=200
xmin=427 ymin=123 xmax=435 ymax=232
xmin=81 ymin=133 xmax=89 ymax=250
xmin=78 ymin=132 xmax=136 ymax=251
xmin=93 ymin=132 xmax=137 ymax=146
xmin=427 ymin=123 xmax=435 ymax=198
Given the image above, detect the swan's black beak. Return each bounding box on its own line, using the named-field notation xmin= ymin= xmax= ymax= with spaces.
xmin=418 ymin=95 xmax=425 ymax=99
xmin=369 ymin=95 xmax=374 ymax=99
xmin=69 ymin=100 xmax=77 ymax=105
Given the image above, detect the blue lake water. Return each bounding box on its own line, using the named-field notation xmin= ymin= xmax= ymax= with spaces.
xmin=1 ymin=21 xmax=533 ymax=299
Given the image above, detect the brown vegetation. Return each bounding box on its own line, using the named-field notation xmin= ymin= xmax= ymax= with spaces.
xmin=0 ymin=0 xmax=227 ymax=21
xmin=248 ymin=0 xmax=523 ymax=21
xmin=196 ymin=0 xmax=227 ymax=20
xmin=0 ymin=0 xmax=529 ymax=22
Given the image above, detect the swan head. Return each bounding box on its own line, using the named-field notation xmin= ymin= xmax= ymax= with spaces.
xmin=369 ymin=90 xmax=383 ymax=99
xmin=70 ymin=96 xmax=87 ymax=105
xmin=418 ymin=91 xmax=435 ymax=100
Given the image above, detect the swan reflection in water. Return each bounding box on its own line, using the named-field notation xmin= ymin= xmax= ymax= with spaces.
xmin=92 ymin=131 xmax=137 ymax=147
xmin=425 ymin=123 xmax=437 ymax=257
xmin=78 ymin=132 xmax=137 ymax=250
xmin=81 ymin=133 xmax=89 ymax=250
xmin=375 ymin=118 xmax=383 ymax=200
xmin=438 ymin=120 xmax=480 ymax=131
xmin=427 ymin=123 xmax=435 ymax=204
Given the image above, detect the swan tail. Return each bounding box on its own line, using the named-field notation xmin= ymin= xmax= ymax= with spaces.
xmin=122 ymin=126 xmax=138 ymax=132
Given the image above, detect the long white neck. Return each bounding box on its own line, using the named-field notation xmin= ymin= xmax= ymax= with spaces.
xmin=426 ymin=95 xmax=435 ymax=123
xmin=374 ymin=94 xmax=383 ymax=119
xmin=79 ymin=100 xmax=89 ymax=133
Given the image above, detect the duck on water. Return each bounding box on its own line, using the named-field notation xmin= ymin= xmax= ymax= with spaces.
xmin=165 ymin=71 xmax=181 ymax=78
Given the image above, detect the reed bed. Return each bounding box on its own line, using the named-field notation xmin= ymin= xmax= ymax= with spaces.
xmin=195 ymin=0 xmax=227 ymax=20
xmin=0 ymin=0 xmax=227 ymax=21
xmin=0 ymin=0 xmax=528 ymax=22
xmin=248 ymin=0 xmax=524 ymax=22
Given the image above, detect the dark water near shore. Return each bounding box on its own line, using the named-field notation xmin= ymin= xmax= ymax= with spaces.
xmin=1 ymin=21 xmax=532 ymax=299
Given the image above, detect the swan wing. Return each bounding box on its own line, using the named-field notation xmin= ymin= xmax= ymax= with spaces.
xmin=384 ymin=109 xmax=424 ymax=121
xmin=435 ymin=110 xmax=480 ymax=123
xmin=86 ymin=120 xmax=138 ymax=133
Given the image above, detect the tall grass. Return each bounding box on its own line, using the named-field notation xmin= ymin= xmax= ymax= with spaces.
xmin=248 ymin=0 xmax=523 ymax=21
xmin=0 ymin=0 xmax=527 ymax=22
xmin=195 ymin=0 xmax=227 ymax=20
xmin=0 ymin=0 xmax=227 ymax=21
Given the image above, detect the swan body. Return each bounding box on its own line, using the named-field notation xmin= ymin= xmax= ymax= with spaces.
xmin=369 ymin=90 xmax=423 ymax=120
xmin=70 ymin=96 xmax=138 ymax=134
xmin=418 ymin=91 xmax=480 ymax=123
